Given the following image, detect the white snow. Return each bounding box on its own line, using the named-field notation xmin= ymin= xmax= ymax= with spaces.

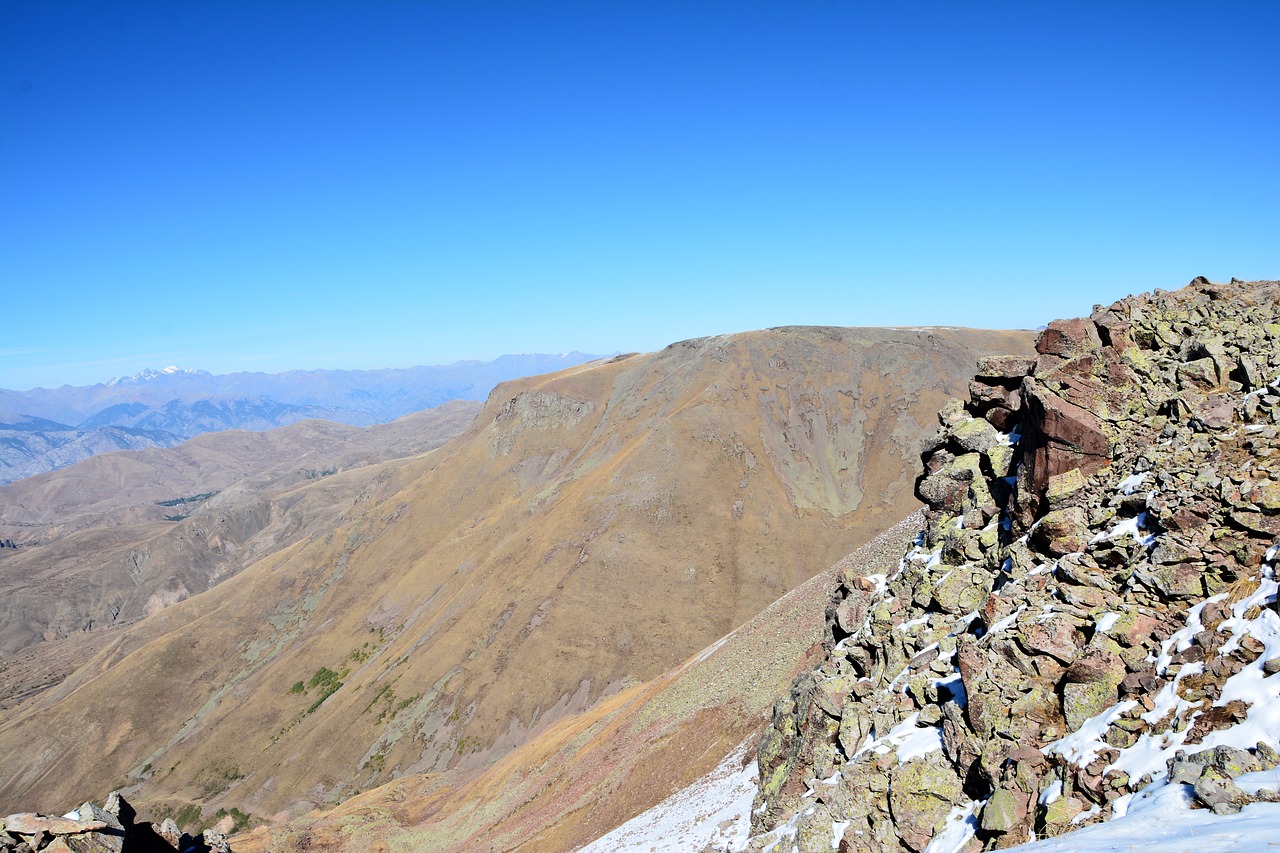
xmin=897 ymin=615 xmax=930 ymax=632
xmin=1070 ymin=803 xmax=1101 ymax=825
xmin=1090 ymin=511 xmax=1157 ymax=547
xmin=1047 ymin=555 xmax=1280 ymax=786
xmin=1094 ymin=611 xmax=1120 ymax=633
xmin=856 ymin=712 xmax=944 ymax=764
xmin=1001 ymin=779 xmax=1280 ymax=853
xmin=922 ymin=800 xmax=983 ymax=853
xmin=579 ymin=737 xmax=758 ymax=853
xmin=1044 ymin=700 xmax=1138 ymax=767
xmin=1116 ymin=471 xmax=1150 ymax=495
xmin=932 ymin=672 xmax=967 ymax=708
xmin=989 ymin=605 xmax=1026 ymax=636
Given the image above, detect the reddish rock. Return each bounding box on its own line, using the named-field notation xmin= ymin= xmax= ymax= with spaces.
xmin=1036 ymin=318 xmax=1103 ymax=359
xmin=984 ymin=406 xmax=1019 ymax=432
xmin=1019 ymin=615 xmax=1082 ymax=664
xmin=2 ymin=815 xmax=107 ymax=836
xmin=1016 ymin=379 xmax=1112 ymax=520
xmin=1115 ymin=612 xmax=1161 ymax=647
xmin=969 ymin=380 xmax=1020 ymax=413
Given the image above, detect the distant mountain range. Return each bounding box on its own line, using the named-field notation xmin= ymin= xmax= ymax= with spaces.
xmin=0 ymin=354 xmax=604 ymax=484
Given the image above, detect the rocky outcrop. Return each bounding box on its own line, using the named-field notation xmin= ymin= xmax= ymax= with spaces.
xmin=744 ymin=278 xmax=1280 ymax=851
xmin=1 ymin=793 xmax=230 ymax=853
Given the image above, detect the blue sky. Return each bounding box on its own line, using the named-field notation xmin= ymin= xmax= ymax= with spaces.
xmin=2 ymin=1 xmax=1276 ymax=390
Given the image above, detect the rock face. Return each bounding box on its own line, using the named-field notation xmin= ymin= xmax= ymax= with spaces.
xmin=744 ymin=278 xmax=1280 ymax=852
xmin=1 ymin=792 xmax=230 ymax=853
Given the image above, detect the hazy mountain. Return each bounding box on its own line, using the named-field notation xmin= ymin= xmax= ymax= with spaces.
xmin=0 ymin=353 xmax=603 ymax=484
xmin=0 ymin=414 xmax=185 ymax=485
xmin=0 ymin=325 xmax=1034 ymax=826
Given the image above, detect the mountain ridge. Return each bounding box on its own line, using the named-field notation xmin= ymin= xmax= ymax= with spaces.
xmin=0 ymin=325 xmax=1032 ymax=832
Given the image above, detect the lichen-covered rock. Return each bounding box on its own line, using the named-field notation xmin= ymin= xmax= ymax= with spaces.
xmin=888 ymin=755 xmax=964 ymax=851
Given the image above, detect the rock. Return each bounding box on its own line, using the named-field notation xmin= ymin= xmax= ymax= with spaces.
xmin=1194 ymin=767 xmax=1249 ymax=815
xmin=1255 ymin=481 xmax=1280 ymax=514
xmin=952 ymin=418 xmax=1003 ymax=454
xmin=1061 ymin=645 xmax=1124 ymax=686
xmin=1017 ymin=380 xmax=1113 ymax=520
xmin=939 ymin=398 xmax=968 ymax=427
xmin=932 ymin=568 xmax=990 ymax=615
xmin=985 ymin=443 xmax=1016 ymax=479
xmin=1134 ymin=561 xmax=1204 ymax=600
xmin=1062 ymin=680 xmax=1117 ymax=731
xmin=158 ymin=819 xmax=182 ymax=848
xmin=887 ymin=755 xmax=963 ymax=852
xmin=980 ymin=786 xmax=1026 ymax=833
xmin=1045 ymin=469 xmax=1087 ymax=509
xmin=1206 ymin=745 xmax=1266 ymax=777
xmin=1178 ymin=357 xmax=1221 ymax=391
xmin=745 ymin=279 xmax=1280 ymax=852
xmin=1037 ymin=318 xmax=1103 ymax=360
xmin=2 ymin=815 xmax=107 ymax=837
xmin=917 ymin=453 xmax=984 ymax=514
xmin=1019 ymin=616 xmax=1081 ymax=664
xmin=1032 ymin=507 xmax=1089 ymax=556
xmin=976 ymin=355 xmax=1036 ymax=381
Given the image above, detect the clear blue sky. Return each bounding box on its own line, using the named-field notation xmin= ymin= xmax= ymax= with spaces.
xmin=2 ymin=1 xmax=1276 ymax=389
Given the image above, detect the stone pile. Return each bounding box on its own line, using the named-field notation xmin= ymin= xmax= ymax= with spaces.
xmin=741 ymin=278 xmax=1280 ymax=852
xmin=2 ymin=793 xmax=230 ymax=853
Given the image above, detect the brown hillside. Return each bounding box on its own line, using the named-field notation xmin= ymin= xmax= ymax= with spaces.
xmin=235 ymin=515 xmax=921 ymax=853
xmin=0 ymin=326 xmax=1032 ymax=828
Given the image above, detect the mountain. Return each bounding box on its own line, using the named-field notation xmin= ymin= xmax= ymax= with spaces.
xmin=0 ymin=415 xmax=184 ymax=485
xmin=0 ymin=325 xmax=1032 ymax=830
xmin=0 ymin=401 xmax=481 ymax=667
xmin=522 ymin=277 xmax=1277 ymax=853
xmin=0 ymin=353 xmax=604 ymax=484
xmin=225 ymin=277 xmax=1280 ymax=853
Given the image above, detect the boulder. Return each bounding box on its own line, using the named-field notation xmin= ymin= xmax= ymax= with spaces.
xmin=887 ymin=755 xmax=963 ymax=852
xmin=1032 ymin=507 xmax=1089 ymax=556
xmin=1036 ymin=318 xmax=1103 ymax=360
xmin=1017 ymin=380 xmax=1112 ymax=520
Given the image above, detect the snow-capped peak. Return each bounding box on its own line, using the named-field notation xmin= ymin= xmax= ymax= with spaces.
xmin=107 ymin=366 xmax=209 ymax=386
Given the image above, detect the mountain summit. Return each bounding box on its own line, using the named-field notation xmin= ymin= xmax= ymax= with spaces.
xmin=106 ymin=366 xmax=213 ymax=386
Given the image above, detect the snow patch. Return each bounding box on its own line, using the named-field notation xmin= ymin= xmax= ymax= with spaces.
xmin=579 ymin=737 xmax=757 ymax=853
